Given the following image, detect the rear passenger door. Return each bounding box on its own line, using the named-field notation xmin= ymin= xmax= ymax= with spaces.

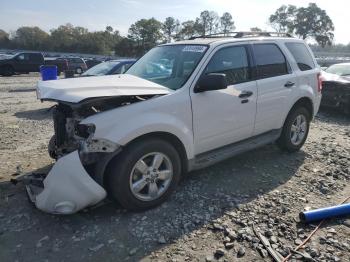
xmin=29 ymin=53 xmax=44 ymax=72
xmin=252 ymin=43 xmax=297 ymax=135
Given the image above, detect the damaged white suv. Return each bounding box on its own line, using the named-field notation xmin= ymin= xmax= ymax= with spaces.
xmin=27 ymin=32 xmax=322 ymax=214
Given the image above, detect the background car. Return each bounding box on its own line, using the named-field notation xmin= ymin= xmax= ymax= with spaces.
xmin=0 ymin=52 xmax=68 ymax=76
xmin=323 ymin=63 xmax=350 ymax=80
xmin=81 ymin=59 xmax=136 ymax=76
xmin=57 ymin=57 xmax=87 ymax=74
xmin=84 ymin=58 xmax=103 ymax=69
xmin=321 ymin=63 xmax=350 ymax=114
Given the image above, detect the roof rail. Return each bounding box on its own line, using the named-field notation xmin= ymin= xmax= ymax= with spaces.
xmin=188 ymin=31 xmax=293 ymax=40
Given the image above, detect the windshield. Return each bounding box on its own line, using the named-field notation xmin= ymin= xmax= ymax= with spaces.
xmin=126 ymin=45 xmax=208 ymax=90
xmin=325 ymin=64 xmax=350 ymax=76
xmin=82 ymin=61 xmax=120 ymax=76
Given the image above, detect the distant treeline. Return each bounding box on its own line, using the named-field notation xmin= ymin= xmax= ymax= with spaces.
xmin=0 ymin=3 xmax=344 ymax=57
xmin=0 ymin=10 xmax=236 ymax=57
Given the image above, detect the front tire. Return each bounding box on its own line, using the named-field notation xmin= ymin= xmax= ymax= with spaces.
xmin=1 ymin=65 xmax=14 ymax=76
xmin=106 ymin=138 xmax=182 ymax=211
xmin=277 ymin=107 xmax=311 ymax=152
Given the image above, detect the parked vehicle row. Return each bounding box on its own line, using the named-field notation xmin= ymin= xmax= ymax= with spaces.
xmin=0 ymin=52 xmax=134 ymax=76
xmin=0 ymin=52 xmax=68 ymax=76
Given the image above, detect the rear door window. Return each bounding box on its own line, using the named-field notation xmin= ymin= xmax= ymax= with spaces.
xmin=29 ymin=54 xmax=42 ymax=62
xmin=205 ymin=45 xmax=251 ymax=85
xmin=253 ymin=44 xmax=289 ymax=79
xmin=285 ymin=42 xmax=315 ymax=71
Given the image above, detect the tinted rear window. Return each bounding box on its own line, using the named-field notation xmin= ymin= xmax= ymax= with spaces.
xmin=253 ymin=44 xmax=289 ymax=79
xmin=285 ymin=42 xmax=315 ymax=71
xmin=29 ymin=54 xmax=43 ymax=62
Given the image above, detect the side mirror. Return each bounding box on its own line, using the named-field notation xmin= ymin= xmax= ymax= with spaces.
xmin=194 ymin=73 xmax=228 ymax=93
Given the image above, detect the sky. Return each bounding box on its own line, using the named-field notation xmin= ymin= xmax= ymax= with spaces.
xmin=0 ymin=0 xmax=349 ymax=44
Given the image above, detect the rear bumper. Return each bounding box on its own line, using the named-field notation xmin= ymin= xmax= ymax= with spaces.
xmin=25 ymin=150 xmax=106 ymax=214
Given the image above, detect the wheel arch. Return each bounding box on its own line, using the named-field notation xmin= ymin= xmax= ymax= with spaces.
xmin=101 ymin=131 xmax=189 ymax=186
xmin=289 ymin=97 xmax=314 ymax=120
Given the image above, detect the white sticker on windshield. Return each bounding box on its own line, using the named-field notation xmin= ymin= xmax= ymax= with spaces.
xmin=182 ymin=46 xmax=206 ymax=53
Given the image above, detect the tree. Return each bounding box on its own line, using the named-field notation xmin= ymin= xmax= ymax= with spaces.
xmin=179 ymin=20 xmax=196 ymax=40
xmin=220 ymin=12 xmax=235 ymax=35
xmin=197 ymin=10 xmax=219 ymax=35
xmin=269 ymin=3 xmax=334 ymax=47
xmin=105 ymin=26 xmax=113 ymax=33
xmin=13 ymin=26 xmax=49 ymax=50
xmin=269 ymin=5 xmax=297 ymax=33
xmin=162 ymin=17 xmax=179 ymax=43
xmin=294 ymin=3 xmax=334 ymax=46
xmin=0 ymin=29 xmax=10 ymax=48
xmin=128 ymin=18 xmax=163 ymax=54
xmin=250 ymin=27 xmax=262 ymax=32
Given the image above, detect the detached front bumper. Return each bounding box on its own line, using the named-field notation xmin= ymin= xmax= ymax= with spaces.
xmin=26 ymin=150 xmax=106 ymax=214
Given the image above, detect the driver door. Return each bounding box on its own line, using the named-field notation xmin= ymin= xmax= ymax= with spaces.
xmin=190 ymin=44 xmax=257 ymax=155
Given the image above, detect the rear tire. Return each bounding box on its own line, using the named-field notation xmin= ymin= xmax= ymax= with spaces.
xmin=277 ymin=107 xmax=311 ymax=152
xmin=75 ymin=67 xmax=82 ymax=74
xmin=106 ymin=138 xmax=181 ymax=211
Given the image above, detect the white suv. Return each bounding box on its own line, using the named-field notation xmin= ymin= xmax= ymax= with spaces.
xmin=29 ymin=32 xmax=322 ymax=214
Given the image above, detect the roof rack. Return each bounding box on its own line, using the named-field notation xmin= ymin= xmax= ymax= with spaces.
xmin=188 ymin=31 xmax=293 ymax=40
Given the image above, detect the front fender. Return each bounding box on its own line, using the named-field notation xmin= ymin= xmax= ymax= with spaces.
xmin=100 ymin=113 xmax=193 ymax=159
xmin=80 ymin=96 xmax=194 ymax=159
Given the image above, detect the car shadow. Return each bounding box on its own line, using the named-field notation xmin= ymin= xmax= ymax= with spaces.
xmin=14 ymin=107 xmax=53 ymax=121
xmin=0 ymin=144 xmax=307 ymax=261
xmin=317 ymin=108 xmax=350 ymax=127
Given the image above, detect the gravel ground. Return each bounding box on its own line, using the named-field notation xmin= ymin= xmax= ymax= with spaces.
xmin=0 ymin=74 xmax=349 ymax=262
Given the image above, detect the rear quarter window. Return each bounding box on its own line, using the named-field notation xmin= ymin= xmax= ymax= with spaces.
xmin=253 ymin=44 xmax=289 ymax=79
xmin=285 ymin=42 xmax=315 ymax=71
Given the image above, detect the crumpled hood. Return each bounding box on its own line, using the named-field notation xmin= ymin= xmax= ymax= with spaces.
xmin=36 ymin=74 xmax=172 ymax=103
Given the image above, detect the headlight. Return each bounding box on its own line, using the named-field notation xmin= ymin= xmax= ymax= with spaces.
xmin=75 ymin=123 xmax=95 ymax=138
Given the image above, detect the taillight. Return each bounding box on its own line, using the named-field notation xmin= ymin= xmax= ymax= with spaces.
xmin=317 ymin=73 xmax=323 ymax=93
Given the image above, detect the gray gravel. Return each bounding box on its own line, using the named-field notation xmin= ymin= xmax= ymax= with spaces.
xmin=0 ymin=75 xmax=349 ymax=261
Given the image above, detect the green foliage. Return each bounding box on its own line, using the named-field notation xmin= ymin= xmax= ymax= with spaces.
xmin=179 ymin=20 xmax=196 ymax=40
xmin=220 ymin=12 xmax=235 ymax=35
xmin=13 ymin=26 xmax=49 ymax=50
xmin=0 ymin=29 xmax=10 ymax=48
xmin=197 ymin=10 xmax=219 ymax=35
xmin=162 ymin=17 xmax=180 ymax=43
xmin=270 ymin=3 xmax=334 ymax=47
xmin=0 ymin=5 xmax=339 ymax=56
xmin=269 ymin=5 xmax=297 ymax=33
xmin=128 ymin=18 xmax=163 ymax=55
xmin=0 ymin=11 xmax=235 ymax=56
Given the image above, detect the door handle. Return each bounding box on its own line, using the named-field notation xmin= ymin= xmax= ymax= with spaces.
xmin=238 ymin=90 xmax=253 ymax=98
xmin=284 ymin=81 xmax=295 ymax=88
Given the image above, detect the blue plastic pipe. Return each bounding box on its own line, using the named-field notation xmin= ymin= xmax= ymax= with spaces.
xmin=300 ymin=203 xmax=350 ymax=223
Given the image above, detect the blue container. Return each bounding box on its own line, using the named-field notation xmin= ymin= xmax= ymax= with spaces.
xmin=300 ymin=203 xmax=350 ymax=223
xmin=40 ymin=65 xmax=58 ymax=81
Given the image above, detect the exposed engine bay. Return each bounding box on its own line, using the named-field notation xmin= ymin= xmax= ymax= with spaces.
xmin=49 ymin=95 xmax=155 ymax=159
xmin=22 ymin=74 xmax=173 ymax=214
